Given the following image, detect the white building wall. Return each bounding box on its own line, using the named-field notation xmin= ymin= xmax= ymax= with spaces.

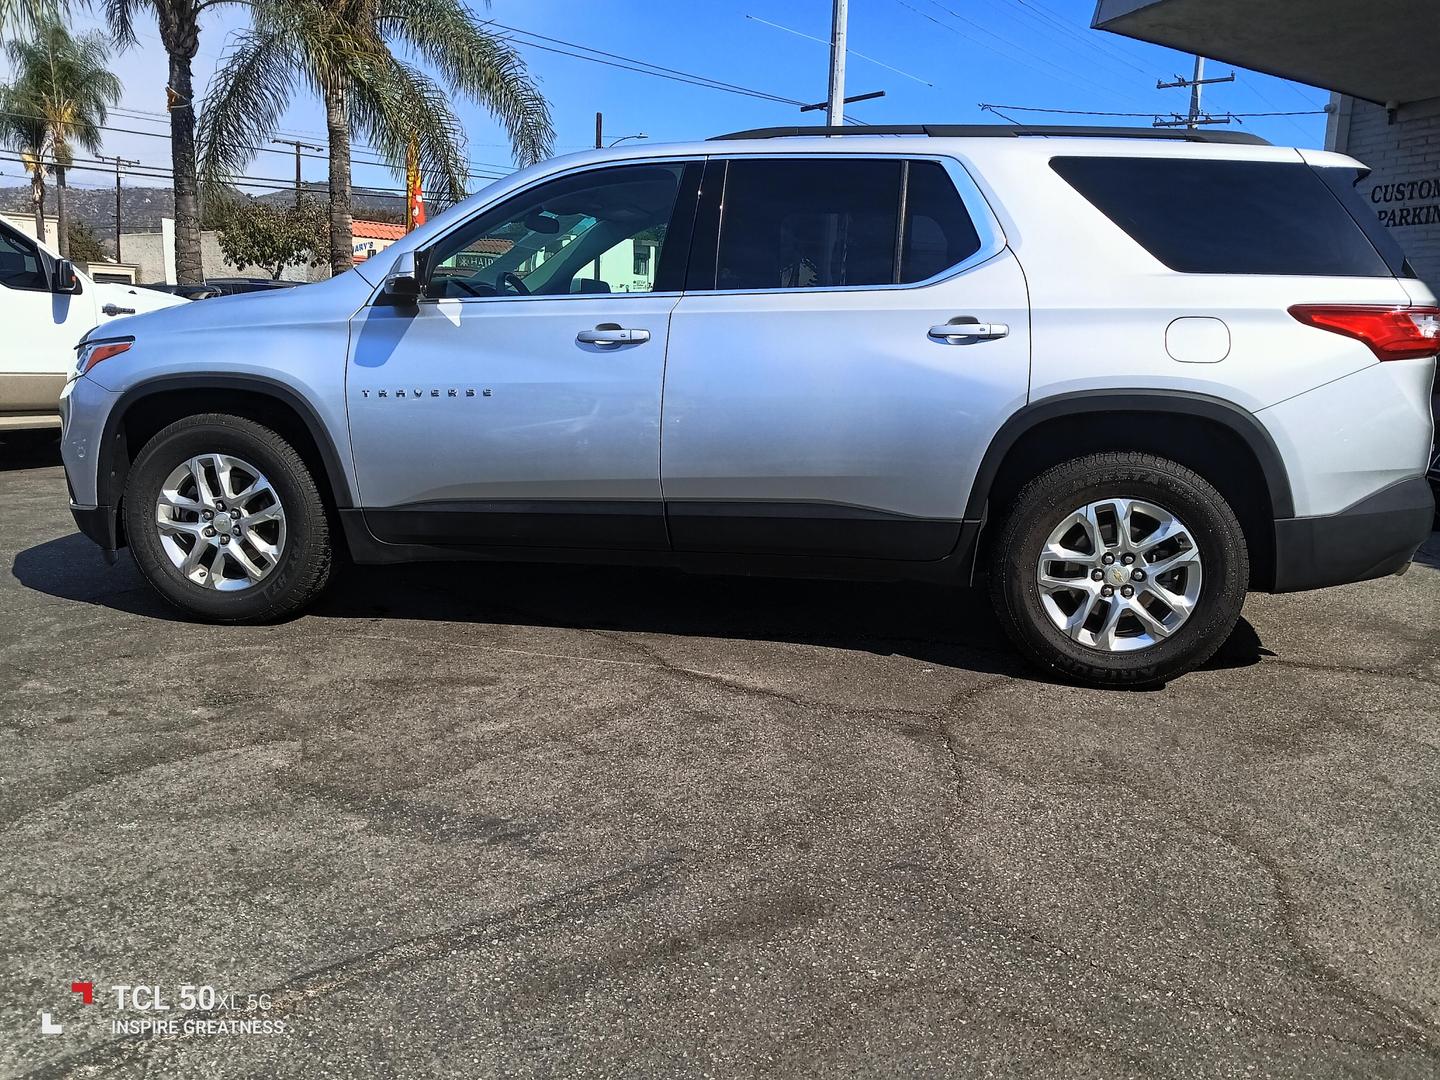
xmin=120 ymin=219 xmax=328 ymax=284
xmin=1328 ymin=93 xmax=1440 ymax=295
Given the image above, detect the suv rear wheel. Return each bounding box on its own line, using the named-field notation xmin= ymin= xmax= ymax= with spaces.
xmin=123 ymin=414 xmax=332 ymax=622
xmin=989 ymin=451 xmax=1248 ymax=688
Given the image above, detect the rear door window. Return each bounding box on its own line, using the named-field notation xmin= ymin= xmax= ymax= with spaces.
xmin=706 ymin=157 xmax=986 ymax=291
xmin=715 ymin=158 xmax=900 ymax=290
xmin=1050 ymin=156 xmax=1393 ymax=277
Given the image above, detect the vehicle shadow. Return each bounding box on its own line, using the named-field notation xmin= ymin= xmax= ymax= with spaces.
xmin=12 ymin=531 xmax=1270 ymax=683
xmin=1412 ymin=530 xmax=1440 ymax=570
xmin=0 ymin=431 xmax=61 ymax=471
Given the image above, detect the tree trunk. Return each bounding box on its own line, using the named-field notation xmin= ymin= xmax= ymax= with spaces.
xmin=55 ymin=164 xmax=69 ymax=258
xmin=324 ymin=81 xmax=352 ymax=279
xmin=166 ymin=31 xmax=204 ymax=284
xmin=30 ymin=170 xmax=45 ymax=243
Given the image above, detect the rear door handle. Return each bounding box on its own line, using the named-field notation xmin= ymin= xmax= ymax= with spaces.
xmin=577 ymin=325 xmax=650 ymax=346
xmin=929 ymin=321 xmax=1009 ymax=342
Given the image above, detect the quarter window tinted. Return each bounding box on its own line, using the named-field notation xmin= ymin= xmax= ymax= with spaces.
xmin=901 ymin=160 xmax=983 ymax=283
xmin=426 ymin=163 xmax=687 ymax=299
xmin=1051 ymin=156 xmax=1391 ymax=277
xmin=0 ymin=227 xmax=46 ymax=290
xmin=712 ymin=158 xmax=984 ymax=291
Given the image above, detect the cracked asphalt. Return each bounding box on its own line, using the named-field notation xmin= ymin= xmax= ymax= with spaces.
xmin=2 ymin=436 xmax=1439 ymax=1079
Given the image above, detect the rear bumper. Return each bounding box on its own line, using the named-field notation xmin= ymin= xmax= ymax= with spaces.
xmin=1271 ymin=476 xmax=1435 ymax=592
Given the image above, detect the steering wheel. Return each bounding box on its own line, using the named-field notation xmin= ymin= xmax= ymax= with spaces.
xmin=499 ymin=270 xmax=531 ymax=296
xmin=449 ymin=278 xmax=486 ymax=298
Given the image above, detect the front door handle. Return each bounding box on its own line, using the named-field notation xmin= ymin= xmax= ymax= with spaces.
xmin=577 ymin=325 xmax=650 ymax=346
xmin=929 ymin=321 xmax=1009 ymax=342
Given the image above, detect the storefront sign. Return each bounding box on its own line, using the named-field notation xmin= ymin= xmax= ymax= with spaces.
xmin=1370 ymin=177 xmax=1440 ymax=226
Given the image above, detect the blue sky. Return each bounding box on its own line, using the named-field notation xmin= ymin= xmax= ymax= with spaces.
xmin=1 ymin=0 xmax=1333 ymax=197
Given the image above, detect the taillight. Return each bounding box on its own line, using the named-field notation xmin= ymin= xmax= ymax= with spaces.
xmin=1288 ymin=304 xmax=1440 ymax=361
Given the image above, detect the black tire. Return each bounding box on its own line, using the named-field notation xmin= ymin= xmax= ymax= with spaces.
xmin=123 ymin=414 xmax=332 ymax=622
xmin=989 ymin=451 xmax=1248 ymax=688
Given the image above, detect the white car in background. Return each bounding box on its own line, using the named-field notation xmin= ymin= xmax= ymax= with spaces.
xmin=1 ymin=217 xmax=184 ymax=434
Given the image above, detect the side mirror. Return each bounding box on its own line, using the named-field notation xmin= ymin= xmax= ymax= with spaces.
xmin=52 ymin=258 xmax=81 ymax=294
xmin=380 ymin=251 xmax=422 ymax=306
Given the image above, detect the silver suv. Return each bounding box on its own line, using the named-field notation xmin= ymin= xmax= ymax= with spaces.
xmin=60 ymin=125 xmax=1438 ymax=687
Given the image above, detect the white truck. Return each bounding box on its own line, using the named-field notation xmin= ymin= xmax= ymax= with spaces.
xmin=1 ymin=217 xmax=184 ymax=434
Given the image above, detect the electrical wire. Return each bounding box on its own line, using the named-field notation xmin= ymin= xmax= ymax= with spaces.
xmin=978 ymin=103 xmax=1325 ymax=118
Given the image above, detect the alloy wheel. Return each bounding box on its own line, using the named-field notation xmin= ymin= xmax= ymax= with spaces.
xmin=154 ymin=453 xmax=287 ymax=591
xmin=1035 ymin=497 xmax=1203 ymax=652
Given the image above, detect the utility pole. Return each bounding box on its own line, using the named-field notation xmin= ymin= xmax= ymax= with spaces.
xmin=595 ymin=112 xmax=603 ymax=150
xmin=1155 ymin=55 xmax=1235 ymax=129
xmin=272 ymin=138 xmax=323 ymax=198
xmin=110 ymin=155 xmax=139 ymax=262
xmin=826 ymin=0 xmax=848 ymax=126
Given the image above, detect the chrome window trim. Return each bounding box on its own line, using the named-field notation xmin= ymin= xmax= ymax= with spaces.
xmin=388 ymin=151 xmax=1007 ymax=307
xmin=694 ymin=151 xmax=1008 ymax=298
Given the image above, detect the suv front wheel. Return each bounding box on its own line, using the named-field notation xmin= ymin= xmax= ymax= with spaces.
xmin=989 ymin=451 xmax=1248 ymax=688
xmin=123 ymin=413 xmax=333 ymax=622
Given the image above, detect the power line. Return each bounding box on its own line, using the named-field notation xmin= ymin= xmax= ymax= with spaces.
xmin=977 ymin=102 xmax=1325 ymax=119
xmin=0 ymin=108 xmax=513 ymax=185
xmin=1005 ymin=0 xmax=1153 ymax=78
xmin=0 ymin=151 xmax=452 ymax=200
xmin=895 ymin=0 xmax=1148 ymax=110
xmin=743 ymin=13 xmax=932 ymax=87
xmin=481 ymin=20 xmax=811 ymax=107
xmin=103 ymin=106 xmax=517 ymax=175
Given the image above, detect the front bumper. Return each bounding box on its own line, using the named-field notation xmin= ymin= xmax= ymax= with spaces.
xmin=1271 ymin=476 xmax=1435 ymax=592
xmin=71 ymin=502 xmax=120 ymax=561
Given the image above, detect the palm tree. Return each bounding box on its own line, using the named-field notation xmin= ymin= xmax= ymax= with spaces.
xmin=0 ymin=94 xmax=50 ymax=242
xmin=197 ymin=0 xmax=552 ymax=277
xmin=106 ymin=0 xmax=222 ymax=283
xmin=3 ymin=21 xmax=122 ymax=258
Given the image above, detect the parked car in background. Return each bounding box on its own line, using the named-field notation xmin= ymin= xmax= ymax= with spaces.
xmin=57 ymin=126 xmax=1437 ymax=686
xmin=1 ymin=218 xmax=185 ymax=434
xmin=139 ymin=282 xmax=223 ymax=301
xmin=139 ymin=278 xmax=303 ymax=301
xmin=203 ymin=277 xmax=303 ymax=296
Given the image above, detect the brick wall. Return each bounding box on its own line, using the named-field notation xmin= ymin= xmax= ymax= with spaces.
xmin=1328 ymin=94 xmax=1440 ymax=295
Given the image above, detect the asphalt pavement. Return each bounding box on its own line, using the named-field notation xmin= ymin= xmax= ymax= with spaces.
xmin=2 ymin=438 xmax=1438 ymax=1079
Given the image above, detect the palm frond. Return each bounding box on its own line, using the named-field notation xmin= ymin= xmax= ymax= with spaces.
xmin=0 ymin=0 xmax=65 ymax=40
xmin=197 ymin=26 xmax=302 ymax=197
xmin=347 ymin=55 xmax=469 ymax=206
xmin=376 ymin=0 xmax=553 ymax=166
xmin=102 ymin=0 xmax=140 ymax=49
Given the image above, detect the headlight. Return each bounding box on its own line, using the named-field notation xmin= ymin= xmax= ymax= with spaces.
xmin=74 ymin=336 xmax=134 ymax=377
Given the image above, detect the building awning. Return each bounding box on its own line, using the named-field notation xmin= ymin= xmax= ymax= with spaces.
xmin=1093 ymin=0 xmax=1440 ymax=106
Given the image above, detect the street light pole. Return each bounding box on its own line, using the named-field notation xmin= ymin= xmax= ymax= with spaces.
xmin=826 ymin=0 xmax=848 ymax=127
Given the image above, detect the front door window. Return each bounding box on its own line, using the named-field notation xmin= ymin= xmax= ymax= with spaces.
xmin=424 ymin=163 xmax=687 ymax=299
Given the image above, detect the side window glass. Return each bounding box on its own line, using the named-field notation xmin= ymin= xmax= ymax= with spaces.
xmin=901 ymin=161 xmax=983 ymax=283
xmin=715 ymin=159 xmax=901 ymax=290
xmin=0 ymin=228 xmax=47 ymax=291
xmin=425 ymin=163 xmax=685 ymax=299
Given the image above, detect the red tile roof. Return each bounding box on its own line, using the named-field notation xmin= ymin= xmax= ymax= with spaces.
xmin=352 ymin=219 xmax=406 ymax=240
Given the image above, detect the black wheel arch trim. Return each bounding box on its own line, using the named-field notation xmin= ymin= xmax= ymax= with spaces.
xmin=96 ymin=374 xmax=355 ymax=533
xmin=968 ymin=389 xmax=1295 ymax=520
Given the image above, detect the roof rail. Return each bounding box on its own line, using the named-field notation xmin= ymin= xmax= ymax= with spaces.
xmin=709 ymin=124 xmax=1271 ymax=146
